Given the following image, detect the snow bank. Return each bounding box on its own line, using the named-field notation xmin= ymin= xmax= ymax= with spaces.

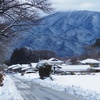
xmin=32 ymin=77 xmax=100 ymax=100
xmin=0 ymin=75 xmax=24 ymax=100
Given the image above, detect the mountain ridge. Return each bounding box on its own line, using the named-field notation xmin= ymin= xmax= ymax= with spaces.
xmin=3 ymin=10 xmax=100 ymax=59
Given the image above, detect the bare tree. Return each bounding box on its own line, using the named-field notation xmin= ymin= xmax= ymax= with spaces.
xmin=83 ymin=44 xmax=100 ymax=59
xmin=0 ymin=0 xmax=53 ymax=63
xmin=0 ymin=0 xmax=53 ymax=37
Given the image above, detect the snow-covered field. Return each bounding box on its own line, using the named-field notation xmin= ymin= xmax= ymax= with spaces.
xmin=1 ymin=73 xmax=100 ymax=100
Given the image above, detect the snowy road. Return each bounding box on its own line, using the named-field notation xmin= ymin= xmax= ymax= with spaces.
xmin=10 ymin=75 xmax=86 ymax=100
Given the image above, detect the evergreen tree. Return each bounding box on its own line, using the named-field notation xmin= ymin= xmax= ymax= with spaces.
xmin=10 ymin=47 xmax=56 ymax=64
xmin=39 ymin=64 xmax=52 ymax=79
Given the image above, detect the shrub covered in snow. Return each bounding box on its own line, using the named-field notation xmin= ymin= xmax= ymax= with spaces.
xmin=39 ymin=64 xmax=52 ymax=79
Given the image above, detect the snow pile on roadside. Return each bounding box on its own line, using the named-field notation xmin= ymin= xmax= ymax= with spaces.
xmin=32 ymin=78 xmax=100 ymax=100
xmin=0 ymin=75 xmax=24 ymax=100
xmin=14 ymin=73 xmax=100 ymax=100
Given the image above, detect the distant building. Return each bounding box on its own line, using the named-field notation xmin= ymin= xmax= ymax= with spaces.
xmin=47 ymin=58 xmax=63 ymax=65
xmin=79 ymin=58 xmax=100 ymax=67
xmin=37 ymin=58 xmax=63 ymax=68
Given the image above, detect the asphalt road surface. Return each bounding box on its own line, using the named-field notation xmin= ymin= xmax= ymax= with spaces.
xmin=10 ymin=75 xmax=86 ymax=100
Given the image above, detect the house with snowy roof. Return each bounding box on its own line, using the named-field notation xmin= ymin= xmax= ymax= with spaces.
xmin=47 ymin=58 xmax=63 ymax=65
xmin=37 ymin=58 xmax=63 ymax=68
xmin=79 ymin=58 xmax=100 ymax=67
xmin=7 ymin=64 xmax=22 ymax=72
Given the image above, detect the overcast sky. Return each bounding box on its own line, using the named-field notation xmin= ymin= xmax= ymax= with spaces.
xmin=50 ymin=0 xmax=100 ymax=12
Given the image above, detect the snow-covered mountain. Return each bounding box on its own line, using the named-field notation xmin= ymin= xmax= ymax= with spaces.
xmin=4 ymin=10 xmax=100 ymax=58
